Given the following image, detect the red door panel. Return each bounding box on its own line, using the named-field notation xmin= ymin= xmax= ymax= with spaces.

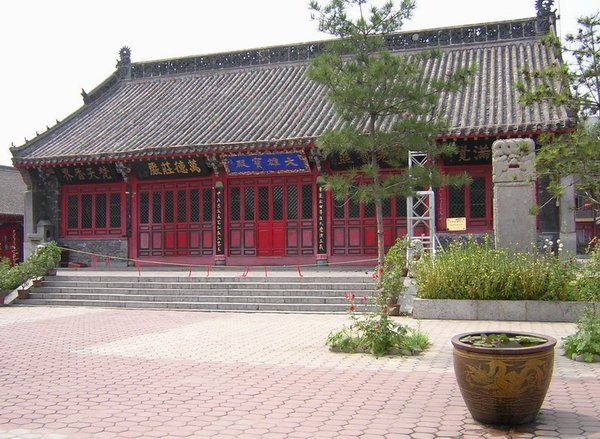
xmin=228 ymin=177 xmax=315 ymax=258
xmin=137 ymin=181 xmax=213 ymax=257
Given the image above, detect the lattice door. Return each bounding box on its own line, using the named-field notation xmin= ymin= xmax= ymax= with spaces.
xmin=228 ymin=176 xmax=315 ymax=257
xmin=137 ymin=181 xmax=213 ymax=257
xmin=330 ymin=195 xmax=406 ymax=256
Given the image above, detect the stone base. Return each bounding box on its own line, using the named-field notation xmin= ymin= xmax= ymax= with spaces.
xmin=316 ymin=254 xmax=328 ymax=266
xmin=413 ymin=298 xmax=589 ymax=322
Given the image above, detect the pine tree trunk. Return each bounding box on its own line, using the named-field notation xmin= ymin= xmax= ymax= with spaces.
xmin=368 ymin=114 xmax=385 ymax=275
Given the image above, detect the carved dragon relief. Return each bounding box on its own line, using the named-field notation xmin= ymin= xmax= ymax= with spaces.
xmin=492 ymin=139 xmax=535 ymax=183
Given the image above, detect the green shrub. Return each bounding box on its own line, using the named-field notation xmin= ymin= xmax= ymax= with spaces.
xmin=573 ymin=248 xmax=600 ymax=303
xmin=562 ymin=248 xmax=600 ymax=362
xmin=0 ymin=258 xmax=10 ymax=279
xmin=381 ymin=237 xmax=409 ymax=303
xmin=326 ymin=293 xmax=430 ymax=357
xmin=563 ymin=307 xmax=600 ymax=362
xmin=0 ymin=242 xmax=62 ymax=291
xmin=415 ymin=237 xmax=577 ymax=301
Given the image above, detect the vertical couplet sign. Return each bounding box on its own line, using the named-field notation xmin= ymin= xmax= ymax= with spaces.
xmin=215 ymin=184 xmax=224 ymax=255
xmin=317 ymin=183 xmax=327 ymax=254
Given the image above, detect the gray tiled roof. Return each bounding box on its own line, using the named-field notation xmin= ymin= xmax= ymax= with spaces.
xmin=0 ymin=166 xmax=25 ymax=216
xmin=11 ymin=16 xmax=572 ymax=167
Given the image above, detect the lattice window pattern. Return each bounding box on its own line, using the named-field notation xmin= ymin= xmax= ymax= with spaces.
xmin=190 ymin=189 xmax=200 ymax=222
xmin=67 ymin=195 xmax=78 ymax=229
xmin=229 ymin=188 xmax=240 ymax=221
xmin=203 ymin=188 xmax=212 ymax=222
xmin=152 ymin=192 xmax=162 ymax=223
xmin=363 ymin=202 xmax=375 ymax=218
xmin=273 ymin=186 xmax=283 ymax=220
xmin=81 ymin=195 xmax=93 ymax=229
xmin=95 ymin=194 xmax=107 ymax=228
xmin=449 ymin=186 xmax=465 ymax=217
xmin=301 ymin=185 xmax=312 ymax=219
xmin=333 ymin=199 xmax=345 ymax=219
xmin=177 ymin=190 xmax=187 ymax=222
xmin=348 ymin=198 xmax=360 ymax=218
xmin=287 ymin=186 xmax=298 ymax=219
xmin=258 ymin=187 xmax=269 ymax=221
xmin=110 ymin=194 xmax=121 ymax=228
xmin=470 ymin=177 xmax=486 ymax=218
xmin=382 ymin=198 xmax=392 ymax=217
xmin=140 ymin=192 xmax=149 ymax=224
xmin=164 ymin=191 xmax=174 ymax=223
xmin=63 ymin=185 xmax=123 ymax=237
xmin=244 ymin=187 xmax=255 ymax=221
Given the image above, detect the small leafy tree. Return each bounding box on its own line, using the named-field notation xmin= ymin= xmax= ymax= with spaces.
xmin=307 ymin=0 xmax=473 ymax=271
xmin=562 ymin=244 xmax=600 ymax=362
xmin=518 ymin=11 xmax=600 ymax=208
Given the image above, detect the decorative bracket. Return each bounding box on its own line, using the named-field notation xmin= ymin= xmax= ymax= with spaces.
xmin=309 ymin=148 xmax=325 ymax=175
xmin=36 ymin=167 xmax=54 ymax=185
xmin=115 ymin=162 xmax=131 ymax=183
xmin=206 ymin=155 xmax=222 ymax=177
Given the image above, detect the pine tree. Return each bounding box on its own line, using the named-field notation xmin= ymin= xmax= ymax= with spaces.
xmin=306 ymin=0 xmax=473 ymax=270
xmin=518 ymin=11 xmax=600 ymax=208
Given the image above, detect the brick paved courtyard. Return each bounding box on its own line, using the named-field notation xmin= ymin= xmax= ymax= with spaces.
xmin=1 ymin=306 xmax=599 ymax=438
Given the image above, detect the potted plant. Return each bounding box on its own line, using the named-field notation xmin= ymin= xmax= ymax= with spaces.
xmin=451 ymin=331 xmax=556 ymax=425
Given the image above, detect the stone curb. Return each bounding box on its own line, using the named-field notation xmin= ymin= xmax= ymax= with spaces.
xmin=412 ymin=298 xmax=591 ymax=322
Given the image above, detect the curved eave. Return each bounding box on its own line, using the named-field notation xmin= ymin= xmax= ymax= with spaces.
xmin=12 ymin=137 xmax=317 ymax=168
xmin=13 ymin=120 xmax=576 ymax=169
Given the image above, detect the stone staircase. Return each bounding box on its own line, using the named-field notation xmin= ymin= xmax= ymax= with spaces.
xmin=16 ymin=268 xmax=377 ymax=313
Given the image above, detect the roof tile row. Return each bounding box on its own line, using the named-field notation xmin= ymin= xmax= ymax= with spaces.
xmin=12 ymin=18 xmax=571 ymax=166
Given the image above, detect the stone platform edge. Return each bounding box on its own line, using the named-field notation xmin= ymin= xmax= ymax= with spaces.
xmin=412 ymin=298 xmax=592 ymax=322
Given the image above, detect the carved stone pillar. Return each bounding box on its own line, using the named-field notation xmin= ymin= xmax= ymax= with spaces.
xmin=492 ymin=139 xmax=536 ymax=252
xmin=559 ymin=175 xmax=577 ymax=257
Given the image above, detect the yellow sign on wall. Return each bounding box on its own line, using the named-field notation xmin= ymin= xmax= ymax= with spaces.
xmin=446 ymin=217 xmax=466 ymax=231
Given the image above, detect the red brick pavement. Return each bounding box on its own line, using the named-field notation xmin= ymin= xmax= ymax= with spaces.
xmin=0 ymin=307 xmax=599 ymax=438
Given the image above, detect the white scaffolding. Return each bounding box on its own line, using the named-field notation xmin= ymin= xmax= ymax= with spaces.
xmin=406 ymin=151 xmax=438 ymax=256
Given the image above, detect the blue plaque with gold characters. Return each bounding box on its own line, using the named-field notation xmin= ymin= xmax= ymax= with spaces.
xmin=224 ymin=151 xmax=310 ymax=175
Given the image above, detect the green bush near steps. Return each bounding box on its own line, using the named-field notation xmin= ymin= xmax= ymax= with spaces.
xmin=415 ymin=237 xmax=578 ymax=301
xmin=0 ymin=242 xmax=62 ymax=292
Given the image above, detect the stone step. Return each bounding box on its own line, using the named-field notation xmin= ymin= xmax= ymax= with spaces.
xmin=47 ymin=275 xmax=374 ymax=284
xmin=33 ymin=286 xmax=373 ymax=297
xmin=39 ymin=280 xmax=375 ymax=291
xmin=18 ymin=298 xmax=360 ymax=313
xmin=19 ymin=269 xmax=377 ymax=313
xmin=27 ymin=292 xmax=355 ymax=304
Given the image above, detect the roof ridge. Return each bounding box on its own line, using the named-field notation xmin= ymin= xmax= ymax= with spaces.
xmin=126 ymin=16 xmax=545 ymax=80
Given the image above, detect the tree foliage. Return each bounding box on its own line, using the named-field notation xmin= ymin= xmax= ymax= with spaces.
xmin=518 ymin=11 xmax=600 ymax=207
xmin=306 ymin=0 xmax=473 ymax=268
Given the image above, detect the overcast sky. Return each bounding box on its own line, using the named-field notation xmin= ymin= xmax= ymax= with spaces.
xmin=0 ymin=0 xmax=594 ymax=166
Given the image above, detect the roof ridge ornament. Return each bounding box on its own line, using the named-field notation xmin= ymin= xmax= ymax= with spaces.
xmin=536 ymin=0 xmax=556 ymax=34
xmin=117 ymin=46 xmax=131 ymax=67
xmin=116 ymin=46 xmax=132 ymax=81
